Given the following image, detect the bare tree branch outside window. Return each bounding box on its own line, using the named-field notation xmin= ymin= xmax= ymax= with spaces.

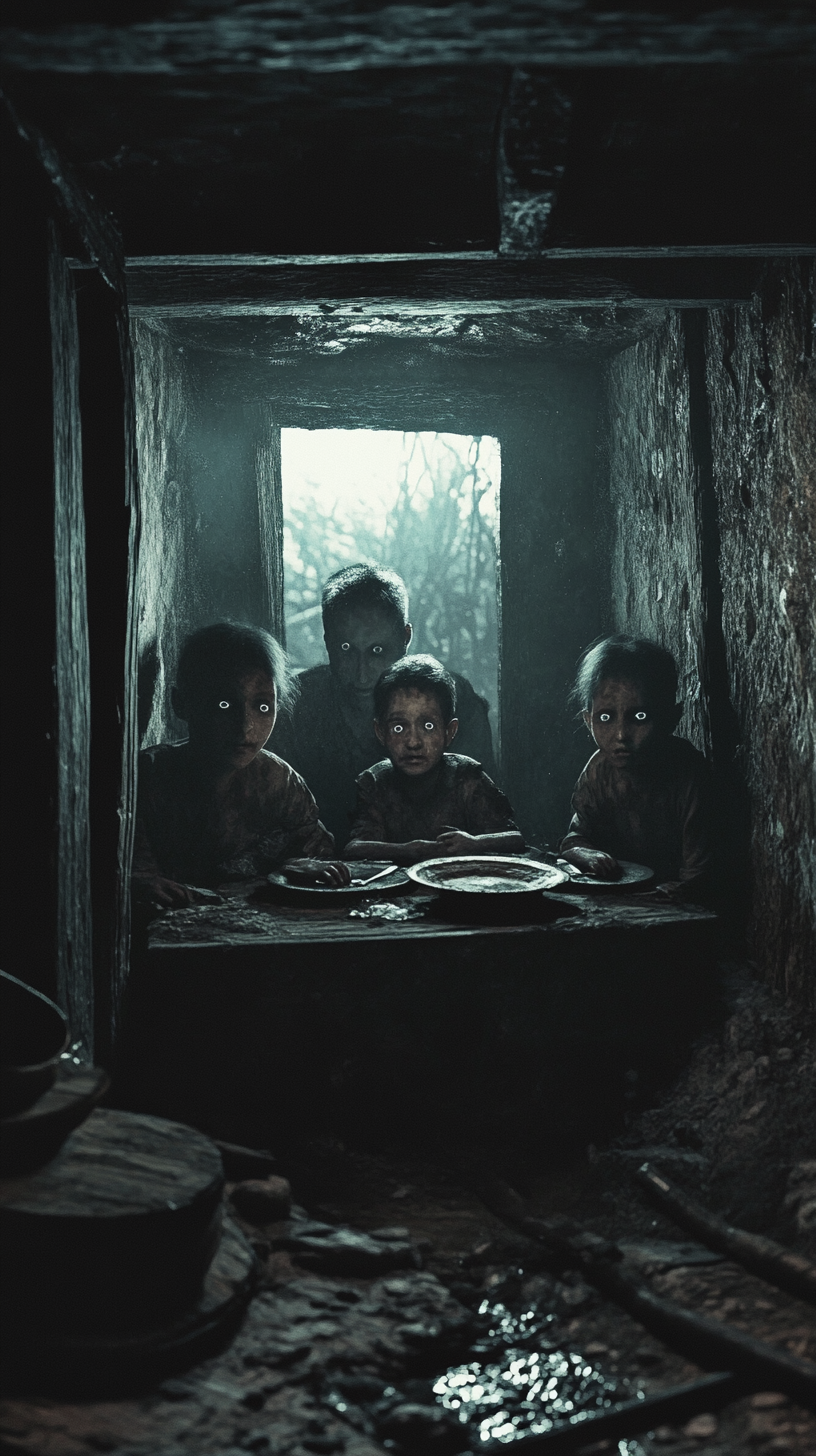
xmin=281 ymin=430 xmax=500 ymax=719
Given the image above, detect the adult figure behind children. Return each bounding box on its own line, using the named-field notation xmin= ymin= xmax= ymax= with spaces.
xmin=270 ymin=564 xmax=496 ymax=847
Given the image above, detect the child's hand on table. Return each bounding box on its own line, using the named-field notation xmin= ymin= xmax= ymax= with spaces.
xmin=435 ymin=827 xmax=481 ymax=856
xmin=561 ymin=847 xmax=623 ymax=880
xmin=135 ymin=874 xmax=199 ymax=908
xmin=284 ymin=858 xmax=352 ymax=887
xmin=402 ymin=840 xmax=442 ymax=863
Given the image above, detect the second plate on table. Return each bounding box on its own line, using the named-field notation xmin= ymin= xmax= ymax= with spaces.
xmin=264 ymin=862 xmax=410 ymax=904
xmin=556 ymin=858 xmax=655 ymax=892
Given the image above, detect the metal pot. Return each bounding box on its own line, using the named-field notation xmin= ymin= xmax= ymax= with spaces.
xmin=0 ymin=970 xmax=71 ymax=1117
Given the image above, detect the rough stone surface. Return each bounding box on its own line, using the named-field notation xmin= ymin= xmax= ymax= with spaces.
xmin=607 ymin=309 xmax=711 ymax=755
xmin=706 ymin=261 xmax=816 ymax=1006
xmin=602 ymin=969 xmax=816 ymax=1245
xmin=606 ymin=263 xmax=816 ymax=1005
xmin=230 ymin=1176 xmax=292 ymax=1225
xmin=0 ymin=1267 xmax=473 ymax=1455
xmin=269 ymin=1216 xmax=417 ymax=1277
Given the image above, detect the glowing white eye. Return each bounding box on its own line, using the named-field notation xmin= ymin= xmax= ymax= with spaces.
xmin=635 ymin=711 xmax=647 ymax=721
xmin=341 ymin=642 xmax=350 ymax=651
xmin=424 ymin=721 xmax=435 ymax=731
xmin=219 ymin=701 xmax=230 ymax=710
xmin=372 ymin=645 xmax=383 ymax=655
xmin=392 ymin=724 xmax=404 ymax=733
xmin=259 ymin=703 xmax=270 ymax=713
xmin=599 ymin=712 xmax=611 ymax=722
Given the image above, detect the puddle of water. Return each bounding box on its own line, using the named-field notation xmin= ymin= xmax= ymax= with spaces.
xmin=433 ymin=1299 xmax=631 ymax=1445
xmin=324 ymin=1295 xmax=647 ymax=1454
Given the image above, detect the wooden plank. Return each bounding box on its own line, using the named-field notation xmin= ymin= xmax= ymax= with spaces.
xmin=253 ymin=412 xmax=285 ymax=645
xmin=147 ymin=894 xmax=716 ymax=953
xmin=637 ymin=1162 xmax=816 ymax=1306
xmin=127 ymin=255 xmax=764 ymax=316
xmin=49 ymin=229 xmax=94 ymax=1056
xmin=75 ymin=266 xmax=140 ymax=1061
xmin=3 ymin=5 xmax=816 ymax=73
xmin=482 ymin=1373 xmax=744 ymax=1453
xmin=124 ymin=248 xmax=816 ymax=267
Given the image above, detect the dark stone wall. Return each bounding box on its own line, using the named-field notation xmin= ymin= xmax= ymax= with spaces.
xmin=706 ymin=262 xmax=816 ymax=1006
xmin=607 ymin=312 xmax=711 ymax=756
xmin=134 ymin=323 xmax=283 ymax=745
xmin=606 ymin=264 xmax=815 ymax=1006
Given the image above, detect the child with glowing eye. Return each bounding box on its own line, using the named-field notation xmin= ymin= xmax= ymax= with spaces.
xmin=345 ymin=655 xmax=523 ymax=865
xmin=132 ymin=622 xmax=350 ymax=908
xmin=559 ymin=635 xmax=713 ymax=898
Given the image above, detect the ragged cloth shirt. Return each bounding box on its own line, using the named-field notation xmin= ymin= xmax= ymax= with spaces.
xmin=349 ymin=753 xmax=518 ymax=847
xmin=133 ymin=742 xmax=335 ymax=889
xmin=270 ymin=663 xmax=497 ymax=848
xmin=560 ymin=736 xmax=713 ymax=892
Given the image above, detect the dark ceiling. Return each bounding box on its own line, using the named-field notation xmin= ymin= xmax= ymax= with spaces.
xmin=3 ymin=1 xmax=814 ymax=363
xmin=4 ymin=63 xmax=815 ymax=258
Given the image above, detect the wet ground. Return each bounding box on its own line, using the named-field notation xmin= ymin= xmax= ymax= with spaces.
xmin=2 ymin=963 xmax=814 ymax=1455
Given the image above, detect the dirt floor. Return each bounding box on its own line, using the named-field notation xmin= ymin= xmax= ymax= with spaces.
xmin=278 ymin=960 xmax=816 ymax=1454
xmin=2 ymin=962 xmax=814 ymax=1456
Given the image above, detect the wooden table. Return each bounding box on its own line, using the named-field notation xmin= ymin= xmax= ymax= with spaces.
xmin=118 ymin=889 xmax=719 ymax=1148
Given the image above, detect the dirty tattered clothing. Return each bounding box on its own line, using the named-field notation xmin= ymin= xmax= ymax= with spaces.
xmin=270 ymin=663 xmax=497 ymax=848
xmin=560 ymin=736 xmax=713 ymax=891
xmin=133 ymin=743 xmax=335 ymax=888
xmin=349 ymin=753 xmax=518 ymax=847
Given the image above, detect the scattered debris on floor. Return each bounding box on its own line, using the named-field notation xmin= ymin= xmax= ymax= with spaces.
xmin=2 ymin=965 xmax=814 ymax=1454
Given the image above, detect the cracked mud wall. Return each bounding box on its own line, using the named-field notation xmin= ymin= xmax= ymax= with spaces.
xmin=606 ymin=264 xmax=816 ymax=1005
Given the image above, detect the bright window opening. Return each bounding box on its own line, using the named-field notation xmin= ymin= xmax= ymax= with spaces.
xmin=281 ymin=429 xmax=501 ymax=727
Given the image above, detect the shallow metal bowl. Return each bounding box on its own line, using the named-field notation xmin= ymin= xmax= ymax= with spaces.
xmin=407 ymin=855 xmax=569 ymax=896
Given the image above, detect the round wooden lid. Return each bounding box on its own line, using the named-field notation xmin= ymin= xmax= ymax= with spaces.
xmin=0 ymin=1107 xmax=222 ymax=1217
xmin=0 ymin=1109 xmax=225 ymax=1334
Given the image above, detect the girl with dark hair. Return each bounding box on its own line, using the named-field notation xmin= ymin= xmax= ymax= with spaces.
xmin=560 ymin=635 xmax=714 ymax=898
xmin=133 ymin=622 xmax=349 ymax=906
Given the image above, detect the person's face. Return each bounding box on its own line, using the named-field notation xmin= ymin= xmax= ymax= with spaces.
xmin=325 ymin=607 xmax=411 ymax=700
xmin=176 ymin=669 xmax=277 ymax=770
xmin=582 ymin=676 xmax=666 ymax=768
xmin=375 ymin=688 xmax=458 ymax=776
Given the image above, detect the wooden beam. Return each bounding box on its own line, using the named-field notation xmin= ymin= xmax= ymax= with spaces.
xmin=3 ymin=4 xmax=816 ymax=73
xmin=125 ymin=254 xmax=776 ymax=317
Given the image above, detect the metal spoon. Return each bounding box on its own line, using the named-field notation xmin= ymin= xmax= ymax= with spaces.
xmin=350 ymin=864 xmax=399 ymax=887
